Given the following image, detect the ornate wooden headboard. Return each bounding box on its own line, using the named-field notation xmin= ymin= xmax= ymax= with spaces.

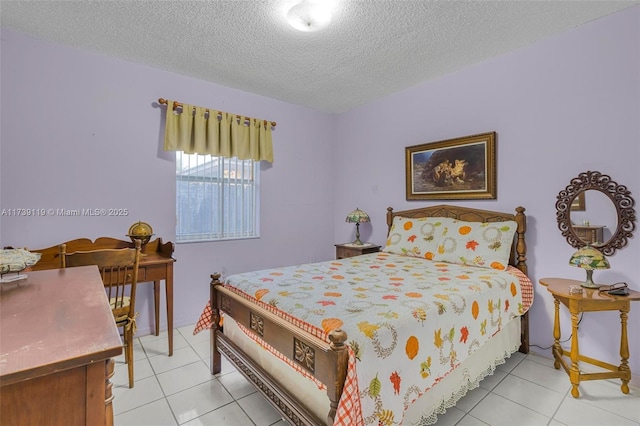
xmin=386 ymin=204 xmax=527 ymax=275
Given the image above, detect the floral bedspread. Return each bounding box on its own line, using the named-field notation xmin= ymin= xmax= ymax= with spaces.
xmin=195 ymin=252 xmax=532 ymax=425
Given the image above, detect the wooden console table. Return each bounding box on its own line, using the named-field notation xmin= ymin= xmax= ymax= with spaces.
xmin=539 ymin=277 xmax=640 ymax=397
xmin=30 ymin=237 xmax=176 ymax=356
xmin=0 ymin=267 xmax=122 ymax=425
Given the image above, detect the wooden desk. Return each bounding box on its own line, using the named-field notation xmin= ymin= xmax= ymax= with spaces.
xmin=539 ymin=277 xmax=640 ymax=397
xmin=0 ymin=266 xmax=122 ymax=425
xmin=31 ymin=237 xmax=176 ymax=356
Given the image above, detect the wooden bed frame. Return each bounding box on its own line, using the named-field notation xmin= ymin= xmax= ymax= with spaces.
xmin=209 ymin=204 xmax=528 ymax=425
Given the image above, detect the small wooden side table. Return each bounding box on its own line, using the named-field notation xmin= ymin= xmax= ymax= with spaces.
xmin=539 ymin=277 xmax=640 ymax=397
xmin=571 ymin=225 xmax=605 ymax=245
xmin=335 ymin=243 xmax=380 ymax=259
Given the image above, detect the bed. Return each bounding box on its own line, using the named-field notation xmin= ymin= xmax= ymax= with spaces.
xmin=195 ymin=204 xmax=532 ymax=425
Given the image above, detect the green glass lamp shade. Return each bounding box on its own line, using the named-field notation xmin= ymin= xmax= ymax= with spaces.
xmin=569 ymin=245 xmax=610 ymax=288
xmin=345 ymin=208 xmax=370 ymax=245
xmin=345 ymin=208 xmax=370 ymax=224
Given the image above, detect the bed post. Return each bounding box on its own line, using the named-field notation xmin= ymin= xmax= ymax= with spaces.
xmin=210 ymin=273 xmax=222 ymax=375
xmin=514 ymin=206 xmax=527 ymax=276
xmin=386 ymin=207 xmax=394 ymax=234
xmin=327 ymin=329 xmax=349 ymax=425
xmin=513 ymin=207 xmax=530 ymax=354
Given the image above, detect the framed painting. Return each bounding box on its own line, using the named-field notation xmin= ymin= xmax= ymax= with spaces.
xmin=570 ymin=191 xmax=585 ymax=211
xmin=406 ymin=132 xmax=496 ymax=200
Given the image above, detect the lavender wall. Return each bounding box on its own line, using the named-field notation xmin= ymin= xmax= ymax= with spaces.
xmin=334 ymin=6 xmax=640 ymax=377
xmin=0 ymin=29 xmax=337 ymax=337
xmin=1 ymin=6 xmax=638 ymax=381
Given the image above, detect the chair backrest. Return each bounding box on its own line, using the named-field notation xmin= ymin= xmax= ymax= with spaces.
xmin=61 ymin=240 xmax=141 ymax=320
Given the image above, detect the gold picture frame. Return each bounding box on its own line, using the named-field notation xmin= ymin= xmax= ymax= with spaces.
xmin=406 ymin=132 xmax=496 ymax=200
xmin=570 ymin=192 xmax=585 ymax=211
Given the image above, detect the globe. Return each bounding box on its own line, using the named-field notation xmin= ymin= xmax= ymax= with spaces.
xmin=127 ymin=221 xmax=154 ymax=246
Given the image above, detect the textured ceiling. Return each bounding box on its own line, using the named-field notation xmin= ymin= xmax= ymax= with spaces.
xmin=1 ymin=1 xmax=638 ymax=113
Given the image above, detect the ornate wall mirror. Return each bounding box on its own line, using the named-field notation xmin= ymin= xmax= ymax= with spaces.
xmin=556 ymin=171 xmax=636 ymax=256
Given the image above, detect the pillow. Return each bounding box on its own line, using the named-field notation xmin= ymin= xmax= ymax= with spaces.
xmin=383 ymin=216 xmax=457 ymax=260
xmin=431 ymin=219 xmax=518 ymax=270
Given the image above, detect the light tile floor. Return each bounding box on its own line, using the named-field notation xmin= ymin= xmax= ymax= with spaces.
xmin=113 ymin=325 xmax=640 ymax=426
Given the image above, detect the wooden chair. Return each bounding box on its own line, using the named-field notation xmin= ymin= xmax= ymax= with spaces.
xmin=61 ymin=240 xmax=141 ymax=388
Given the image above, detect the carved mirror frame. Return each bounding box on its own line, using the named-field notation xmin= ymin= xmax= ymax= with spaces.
xmin=556 ymin=171 xmax=636 ymax=256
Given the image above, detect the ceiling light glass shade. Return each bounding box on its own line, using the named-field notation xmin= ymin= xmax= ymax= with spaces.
xmin=346 ymin=208 xmax=370 ymax=245
xmin=569 ymin=245 xmax=610 ymax=288
xmin=286 ymin=0 xmax=332 ymax=32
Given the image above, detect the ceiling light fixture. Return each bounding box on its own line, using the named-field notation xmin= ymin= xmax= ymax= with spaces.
xmin=286 ymin=0 xmax=332 ymax=32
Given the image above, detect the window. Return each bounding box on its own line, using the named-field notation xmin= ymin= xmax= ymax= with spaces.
xmin=176 ymin=152 xmax=259 ymax=242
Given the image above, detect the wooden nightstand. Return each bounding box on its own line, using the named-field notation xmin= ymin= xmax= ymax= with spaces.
xmin=335 ymin=243 xmax=380 ymax=259
xmin=539 ymin=277 xmax=640 ymax=397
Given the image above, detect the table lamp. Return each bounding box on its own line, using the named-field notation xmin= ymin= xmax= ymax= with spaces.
xmin=569 ymin=245 xmax=610 ymax=288
xmin=345 ymin=208 xmax=370 ymax=245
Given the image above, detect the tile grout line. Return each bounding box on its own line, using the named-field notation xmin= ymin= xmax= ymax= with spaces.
xmin=116 ymin=328 xmax=640 ymax=426
xmin=181 ymin=323 xmax=280 ymax=425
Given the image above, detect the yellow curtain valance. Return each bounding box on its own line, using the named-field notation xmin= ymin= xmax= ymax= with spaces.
xmin=160 ymin=98 xmax=274 ymax=163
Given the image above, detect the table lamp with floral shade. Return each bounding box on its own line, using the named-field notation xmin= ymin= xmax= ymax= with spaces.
xmin=569 ymin=244 xmax=610 ymax=288
xmin=345 ymin=208 xmax=370 ymax=245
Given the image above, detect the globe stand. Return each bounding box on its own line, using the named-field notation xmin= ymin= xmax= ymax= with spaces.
xmin=128 ymin=235 xmax=153 ymax=256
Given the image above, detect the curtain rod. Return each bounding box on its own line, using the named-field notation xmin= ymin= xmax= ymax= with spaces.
xmin=158 ymin=98 xmax=276 ymax=128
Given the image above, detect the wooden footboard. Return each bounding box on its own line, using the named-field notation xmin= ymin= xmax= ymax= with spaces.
xmin=210 ymin=274 xmax=349 ymax=426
